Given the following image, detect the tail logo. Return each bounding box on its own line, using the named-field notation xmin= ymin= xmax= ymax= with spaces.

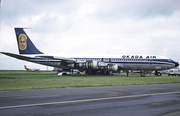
xmin=18 ymin=34 xmax=27 ymax=50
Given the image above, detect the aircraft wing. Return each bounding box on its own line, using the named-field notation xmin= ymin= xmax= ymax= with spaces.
xmin=0 ymin=52 xmax=32 ymax=60
xmin=37 ymin=55 xmax=76 ymax=63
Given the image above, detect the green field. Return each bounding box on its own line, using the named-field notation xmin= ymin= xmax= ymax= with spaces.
xmin=0 ymin=71 xmax=180 ymax=91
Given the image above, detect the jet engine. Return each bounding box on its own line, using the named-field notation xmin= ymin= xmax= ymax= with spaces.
xmin=68 ymin=60 xmax=119 ymax=75
xmin=85 ymin=60 xmax=98 ymax=69
xmin=71 ymin=60 xmax=98 ymax=69
xmin=107 ymin=64 xmax=118 ymax=71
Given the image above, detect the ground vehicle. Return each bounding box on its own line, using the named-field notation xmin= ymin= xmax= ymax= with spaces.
xmin=168 ymin=69 xmax=180 ymax=76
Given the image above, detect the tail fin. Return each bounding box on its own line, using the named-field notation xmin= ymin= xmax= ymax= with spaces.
xmin=15 ymin=28 xmax=43 ymax=54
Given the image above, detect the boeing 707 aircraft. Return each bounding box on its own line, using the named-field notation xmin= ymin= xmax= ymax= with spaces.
xmin=0 ymin=28 xmax=179 ymax=76
xmin=24 ymin=65 xmax=39 ymax=71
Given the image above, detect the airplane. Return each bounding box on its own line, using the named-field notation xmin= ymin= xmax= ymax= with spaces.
xmin=24 ymin=65 xmax=39 ymax=71
xmin=0 ymin=28 xmax=179 ymax=76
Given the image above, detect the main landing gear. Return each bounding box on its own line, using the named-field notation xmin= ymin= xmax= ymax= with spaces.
xmin=155 ymin=71 xmax=161 ymax=76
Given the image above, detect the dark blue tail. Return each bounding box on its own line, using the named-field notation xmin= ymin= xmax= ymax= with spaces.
xmin=15 ymin=28 xmax=43 ymax=54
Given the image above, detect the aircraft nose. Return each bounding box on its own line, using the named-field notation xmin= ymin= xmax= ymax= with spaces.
xmin=175 ymin=62 xmax=179 ymax=67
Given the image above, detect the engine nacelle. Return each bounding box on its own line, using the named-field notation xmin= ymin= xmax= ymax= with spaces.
xmin=107 ymin=64 xmax=118 ymax=71
xmin=86 ymin=60 xmax=98 ymax=69
xmin=78 ymin=63 xmax=83 ymax=67
xmin=112 ymin=64 xmax=118 ymax=71
xmin=75 ymin=61 xmax=98 ymax=70
xmin=84 ymin=61 xmax=98 ymax=69
xmin=67 ymin=64 xmax=74 ymax=68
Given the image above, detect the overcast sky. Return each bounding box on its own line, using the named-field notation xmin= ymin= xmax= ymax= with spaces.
xmin=0 ymin=0 xmax=180 ymax=70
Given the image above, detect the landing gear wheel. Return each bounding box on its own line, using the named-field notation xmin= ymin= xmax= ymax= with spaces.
xmin=155 ymin=71 xmax=161 ymax=76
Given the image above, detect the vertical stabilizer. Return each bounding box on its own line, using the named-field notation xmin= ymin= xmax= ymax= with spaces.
xmin=24 ymin=65 xmax=27 ymax=70
xmin=15 ymin=28 xmax=43 ymax=54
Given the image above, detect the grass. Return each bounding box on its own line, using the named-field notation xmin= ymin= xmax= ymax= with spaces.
xmin=0 ymin=70 xmax=180 ymax=91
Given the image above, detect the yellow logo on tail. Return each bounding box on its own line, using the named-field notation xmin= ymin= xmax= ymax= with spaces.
xmin=18 ymin=34 xmax=27 ymax=50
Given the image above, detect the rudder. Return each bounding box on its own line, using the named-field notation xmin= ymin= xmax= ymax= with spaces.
xmin=15 ymin=28 xmax=43 ymax=54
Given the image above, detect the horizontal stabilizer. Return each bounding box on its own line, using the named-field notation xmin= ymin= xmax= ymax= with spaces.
xmin=0 ymin=52 xmax=31 ymax=60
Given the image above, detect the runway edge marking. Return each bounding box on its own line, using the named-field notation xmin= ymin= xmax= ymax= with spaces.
xmin=0 ymin=91 xmax=180 ymax=110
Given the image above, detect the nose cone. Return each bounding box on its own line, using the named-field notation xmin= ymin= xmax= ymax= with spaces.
xmin=175 ymin=62 xmax=179 ymax=67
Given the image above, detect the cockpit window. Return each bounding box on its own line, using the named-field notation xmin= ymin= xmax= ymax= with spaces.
xmin=168 ymin=59 xmax=176 ymax=62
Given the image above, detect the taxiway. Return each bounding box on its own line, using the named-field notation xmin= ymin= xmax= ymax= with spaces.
xmin=0 ymin=84 xmax=180 ymax=116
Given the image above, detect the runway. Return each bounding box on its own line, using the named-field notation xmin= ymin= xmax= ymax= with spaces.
xmin=0 ymin=84 xmax=180 ymax=116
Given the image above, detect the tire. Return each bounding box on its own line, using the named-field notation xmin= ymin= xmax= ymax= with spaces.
xmin=158 ymin=72 xmax=161 ymax=76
